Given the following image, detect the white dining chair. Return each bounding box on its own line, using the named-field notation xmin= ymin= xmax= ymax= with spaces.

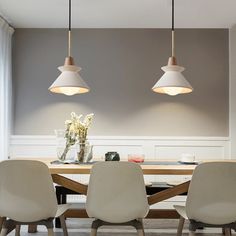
xmin=174 ymin=162 xmax=236 ymax=236
xmin=86 ymin=161 xmax=149 ymax=236
xmin=0 ymin=160 xmax=70 ymax=236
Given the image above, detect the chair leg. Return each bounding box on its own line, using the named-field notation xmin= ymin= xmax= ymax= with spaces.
xmin=90 ymin=219 xmax=104 ymax=236
xmin=134 ymin=219 xmax=145 ymax=236
xmin=222 ymin=228 xmax=225 ymax=235
xmin=177 ymin=216 xmax=185 ymax=236
xmin=189 ymin=231 xmax=195 ymax=236
xmin=2 ymin=219 xmax=15 ymax=235
xmin=28 ymin=225 xmax=37 ymax=233
xmin=139 ymin=219 xmax=144 ymax=229
xmin=137 ymin=228 xmax=145 ymax=236
xmin=90 ymin=220 xmax=101 ymax=236
xmin=0 ymin=217 xmax=6 ymax=233
xmin=91 ymin=228 xmax=97 ymax=236
xmin=44 ymin=219 xmax=54 ymax=236
xmin=15 ymin=225 xmax=20 ymax=236
xmin=47 ymin=228 xmax=54 ymax=236
xmin=59 ymin=215 xmax=68 ymax=236
xmin=0 ymin=227 xmax=8 ymax=236
xmin=224 ymin=228 xmax=231 ymax=236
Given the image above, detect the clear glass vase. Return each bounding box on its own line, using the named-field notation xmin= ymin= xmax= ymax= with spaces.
xmin=55 ymin=129 xmax=76 ymax=162
xmin=77 ymin=140 xmax=93 ymax=163
xmin=57 ymin=145 xmax=76 ymax=162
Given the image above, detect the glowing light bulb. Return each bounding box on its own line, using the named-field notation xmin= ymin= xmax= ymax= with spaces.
xmin=59 ymin=87 xmax=80 ymax=96
xmin=162 ymin=87 xmax=184 ymax=96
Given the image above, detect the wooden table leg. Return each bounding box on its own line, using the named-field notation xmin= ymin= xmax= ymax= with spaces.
xmin=147 ymin=181 xmax=190 ymax=205
xmin=52 ymin=174 xmax=88 ymax=195
xmin=223 ymin=228 xmax=232 ymax=235
xmin=28 ymin=225 xmax=37 ymax=233
xmin=15 ymin=225 xmax=21 ymax=236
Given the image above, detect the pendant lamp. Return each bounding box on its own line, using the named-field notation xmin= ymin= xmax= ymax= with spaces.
xmin=152 ymin=0 xmax=193 ymax=96
xmin=49 ymin=0 xmax=90 ymax=96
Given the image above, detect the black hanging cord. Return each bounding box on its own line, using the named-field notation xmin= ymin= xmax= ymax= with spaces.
xmin=172 ymin=0 xmax=174 ymax=31
xmin=69 ymin=0 xmax=71 ymax=31
xmin=171 ymin=0 xmax=175 ymax=58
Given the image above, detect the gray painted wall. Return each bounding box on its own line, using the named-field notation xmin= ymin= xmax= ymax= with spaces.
xmin=13 ymin=29 xmax=229 ymax=136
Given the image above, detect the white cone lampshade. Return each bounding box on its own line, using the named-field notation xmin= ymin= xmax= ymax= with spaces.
xmin=49 ymin=65 xmax=89 ymax=96
xmin=152 ymin=63 xmax=193 ymax=96
xmin=49 ymin=57 xmax=90 ymax=96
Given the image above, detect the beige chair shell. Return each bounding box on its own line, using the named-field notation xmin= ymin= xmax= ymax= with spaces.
xmin=0 ymin=160 xmax=70 ymax=236
xmin=174 ymin=162 xmax=236 ymax=236
xmin=86 ymin=161 xmax=149 ymax=236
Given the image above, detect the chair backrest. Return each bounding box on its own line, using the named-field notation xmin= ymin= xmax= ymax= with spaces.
xmin=86 ymin=162 xmax=149 ymax=223
xmin=0 ymin=160 xmax=57 ymax=222
xmin=186 ymin=162 xmax=236 ymax=225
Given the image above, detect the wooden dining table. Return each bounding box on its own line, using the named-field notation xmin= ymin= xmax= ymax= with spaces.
xmin=40 ymin=159 xmax=236 ymax=218
xmin=24 ymin=159 xmax=236 ymax=208
xmin=38 ymin=159 xmax=195 ymax=221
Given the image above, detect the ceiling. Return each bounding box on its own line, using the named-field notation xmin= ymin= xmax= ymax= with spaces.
xmin=1 ymin=0 xmax=236 ymax=28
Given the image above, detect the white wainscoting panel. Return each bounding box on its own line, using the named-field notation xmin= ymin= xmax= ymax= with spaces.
xmin=10 ymin=135 xmax=230 ymax=206
xmin=155 ymin=145 xmax=225 ymax=160
xmin=10 ymin=135 xmax=230 ymax=160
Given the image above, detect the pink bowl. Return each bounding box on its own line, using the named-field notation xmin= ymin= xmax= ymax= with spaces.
xmin=128 ymin=154 xmax=145 ymax=163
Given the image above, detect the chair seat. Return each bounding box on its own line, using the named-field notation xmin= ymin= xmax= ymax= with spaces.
xmin=55 ymin=204 xmax=70 ymax=218
xmin=174 ymin=205 xmax=188 ymax=219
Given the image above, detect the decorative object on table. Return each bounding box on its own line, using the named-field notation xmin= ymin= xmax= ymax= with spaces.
xmin=180 ymin=153 xmax=196 ymax=163
xmin=105 ymin=152 xmax=120 ymax=161
xmin=55 ymin=129 xmax=77 ymax=161
xmin=128 ymin=154 xmax=145 ymax=163
xmin=48 ymin=0 xmax=90 ymax=96
xmin=57 ymin=112 xmax=94 ymax=162
xmin=152 ymin=0 xmax=193 ymax=96
xmin=179 ymin=153 xmax=198 ymax=164
xmin=77 ymin=140 xmax=94 ymax=163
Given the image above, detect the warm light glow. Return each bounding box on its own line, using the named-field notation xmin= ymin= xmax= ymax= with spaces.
xmin=153 ymin=86 xmax=193 ymax=96
xmin=162 ymin=87 xmax=182 ymax=96
xmin=59 ymin=87 xmax=85 ymax=96
xmin=50 ymin=86 xmax=89 ymax=96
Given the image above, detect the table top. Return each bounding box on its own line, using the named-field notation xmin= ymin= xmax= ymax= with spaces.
xmin=18 ymin=158 xmax=235 ymax=175
xmin=33 ymin=158 xmax=198 ymax=175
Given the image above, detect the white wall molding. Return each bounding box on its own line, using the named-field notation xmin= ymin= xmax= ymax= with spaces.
xmin=11 ymin=135 xmax=230 ymax=142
